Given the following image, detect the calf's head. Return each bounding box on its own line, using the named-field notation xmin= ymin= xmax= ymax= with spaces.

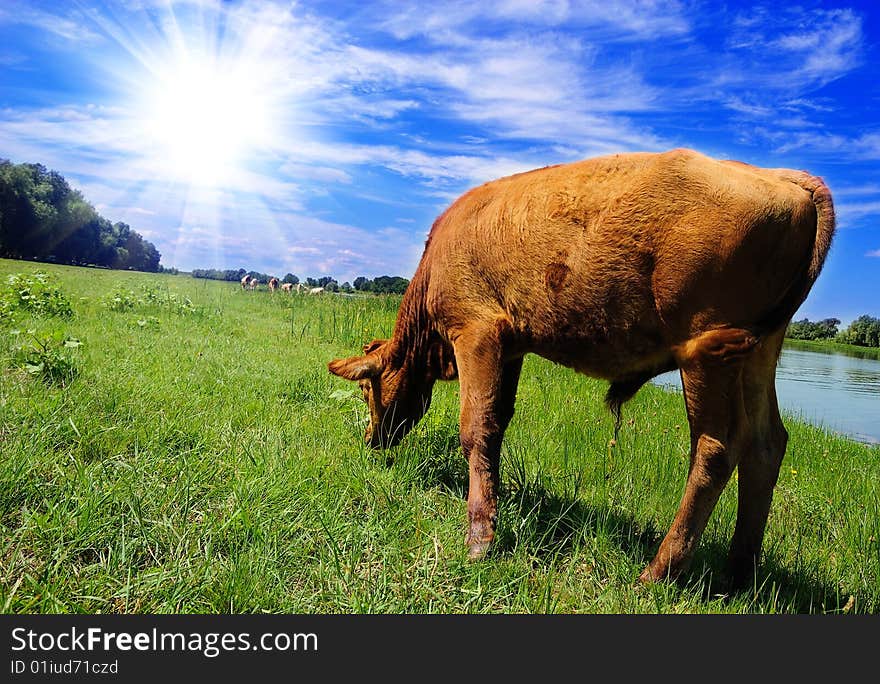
xmin=328 ymin=338 xmax=457 ymax=448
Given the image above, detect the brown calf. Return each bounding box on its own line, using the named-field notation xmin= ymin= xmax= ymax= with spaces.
xmin=329 ymin=148 xmax=835 ymax=588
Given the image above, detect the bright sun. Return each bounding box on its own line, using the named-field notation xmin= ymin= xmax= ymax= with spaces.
xmin=141 ymin=53 xmax=275 ymax=186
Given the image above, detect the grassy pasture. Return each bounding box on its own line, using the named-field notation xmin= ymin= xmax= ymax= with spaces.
xmin=1 ymin=258 xmax=878 ymax=614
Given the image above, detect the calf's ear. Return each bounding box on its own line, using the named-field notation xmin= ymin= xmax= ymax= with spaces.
xmin=328 ymin=353 xmax=384 ymax=380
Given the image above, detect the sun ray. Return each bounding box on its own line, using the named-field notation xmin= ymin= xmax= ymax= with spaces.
xmin=80 ymin=2 xmax=295 ymax=191
xmin=54 ymin=0 xmax=322 ymax=275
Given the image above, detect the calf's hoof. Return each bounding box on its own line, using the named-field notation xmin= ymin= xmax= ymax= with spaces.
xmin=467 ymin=539 xmax=492 ymax=561
xmin=639 ymin=556 xmax=682 ymax=584
xmin=727 ymin=557 xmax=759 ymax=593
xmin=466 ymin=513 xmax=495 ymax=561
xmin=638 ymin=566 xmax=658 ymax=584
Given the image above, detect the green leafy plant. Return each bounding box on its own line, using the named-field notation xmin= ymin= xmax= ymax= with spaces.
xmin=1 ymin=272 xmax=74 ymax=321
xmin=103 ymin=288 xmax=138 ymax=311
xmin=9 ymin=328 xmax=82 ymax=386
xmin=167 ymin=292 xmax=196 ymax=316
xmin=136 ymin=316 xmax=161 ymax=329
xmin=0 ymin=296 xmax=12 ymax=327
xmin=103 ymin=283 xmax=197 ymax=316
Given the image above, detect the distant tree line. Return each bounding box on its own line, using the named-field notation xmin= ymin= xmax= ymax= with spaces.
xmin=352 ymin=275 xmax=409 ymax=294
xmin=191 ymin=267 xmax=275 ymax=283
xmin=189 ymin=269 xmax=409 ymax=294
xmin=838 ymin=315 xmax=880 ymax=347
xmin=787 ymin=315 xmax=880 ymax=348
xmin=786 ymin=318 xmax=841 ymax=341
xmin=0 ymin=159 xmax=160 ymax=272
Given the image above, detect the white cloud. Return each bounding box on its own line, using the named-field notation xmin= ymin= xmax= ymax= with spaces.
xmin=866 ymin=249 xmax=880 ymax=258
xmin=0 ymin=3 xmax=102 ymax=43
xmin=837 ymin=201 xmax=880 ymax=223
xmin=834 ymin=184 xmax=880 ymax=197
xmin=724 ymin=97 xmax=774 ymax=117
xmin=338 ymin=34 xmax=662 ymax=150
xmin=770 ymin=130 xmax=880 ymax=161
xmin=372 ymin=0 xmax=690 ymax=41
xmin=780 ymin=98 xmax=834 ymax=113
xmin=793 ymin=11 xmax=863 ymax=84
xmin=724 ymin=7 xmax=863 ymax=94
xmin=852 ymin=133 xmax=880 ymax=159
xmin=277 ymin=162 xmax=353 ymax=185
xmin=288 ymin=246 xmax=321 ymax=256
xmin=278 ymin=139 xmax=541 ymax=187
xmin=0 ymin=52 xmax=28 ymax=67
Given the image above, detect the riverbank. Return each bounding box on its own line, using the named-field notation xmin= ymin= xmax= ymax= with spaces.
xmin=784 ymin=337 xmax=880 ymax=360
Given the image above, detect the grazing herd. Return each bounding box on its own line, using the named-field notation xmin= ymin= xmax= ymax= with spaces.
xmin=239 ymin=275 xmax=324 ymax=295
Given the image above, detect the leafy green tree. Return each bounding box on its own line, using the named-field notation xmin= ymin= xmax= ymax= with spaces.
xmin=371 ymin=275 xmax=409 ymax=294
xmin=350 ymin=275 xmax=409 ymax=294
xmin=787 ymin=317 xmax=841 ymax=340
xmin=839 ymin=315 xmax=880 ymax=347
xmin=247 ymin=271 xmax=272 ymax=283
xmin=0 ymin=159 xmax=161 ymax=271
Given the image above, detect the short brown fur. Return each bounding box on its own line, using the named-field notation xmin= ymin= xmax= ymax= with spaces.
xmin=329 ymin=148 xmax=835 ymax=589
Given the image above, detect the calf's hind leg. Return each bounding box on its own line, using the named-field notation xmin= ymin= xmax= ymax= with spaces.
xmin=641 ymin=331 xmax=754 ymax=583
xmin=728 ymin=330 xmax=788 ymax=589
xmin=453 ymin=323 xmax=523 ymax=560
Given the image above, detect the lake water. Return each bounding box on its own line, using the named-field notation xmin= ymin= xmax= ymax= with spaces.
xmin=652 ymin=344 xmax=880 ymax=444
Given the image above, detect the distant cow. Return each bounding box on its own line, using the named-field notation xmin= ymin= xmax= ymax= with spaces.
xmin=240 ymin=275 xmax=251 ymax=290
xmin=280 ymin=282 xmax=293 ymax=292
xmin=308 ymin=287 xmax=324 ymax=295
xmin=248 ymin=277 xmax=258 ymax=290
xmin=268 ymin=277 xmax=279 ymax=292
xmin=329 ymin=148 xmax=835 ymax=589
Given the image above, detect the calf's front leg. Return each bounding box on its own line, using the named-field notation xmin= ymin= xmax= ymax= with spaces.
xmin=453 ymin=324 xmax=522 ymax=560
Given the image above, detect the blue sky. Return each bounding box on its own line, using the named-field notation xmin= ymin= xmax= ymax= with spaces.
xmin=0 ymin=0 xmax=877 ymax=323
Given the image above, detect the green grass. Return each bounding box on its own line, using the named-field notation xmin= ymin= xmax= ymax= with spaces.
xmin=1 ymin=258 xmax=878 ymax=614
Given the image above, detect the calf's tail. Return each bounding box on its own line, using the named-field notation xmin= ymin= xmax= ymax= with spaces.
xmin=752 ymin=171 xmax=836 ymax=338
